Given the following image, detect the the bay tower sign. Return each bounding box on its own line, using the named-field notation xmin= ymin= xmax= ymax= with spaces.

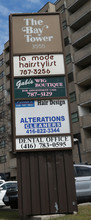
xmin=10 ymin=13 xmax=77 ymax=219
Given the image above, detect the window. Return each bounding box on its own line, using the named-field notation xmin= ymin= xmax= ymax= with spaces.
xmin=0 ymin=126 xmax=5 ymax=133
xmin=60 ymin=4 xmax=65 ymax=13
xmin=66 ymin=54 xmax=72 ymax=64
xmin=0 ymin=98 xmax=5 ymax=106
xmin=0 ymin=140 xmax=6 ymax=148
xmin=62 ymin=20 xmax=67 ymax=30
xmin=76 ymin=166 xmax=91 ymax=177
xmin=69 ymin=92 xmax=76 ymax=103
xmin=0 ymin=112 xmax=5 ymax=118
xmin=0 ymin=71 xmax=4 ymax=79
xmin=64 ymin=37 xmax=70 ymax=46
xmin=0 ymin=155 xmax=6 ymax=164
xmin=68 ymin=72 xmax=74 ymax=83
xmin=71 ymin=112 xmax=79 ymax=123
xmin=0 ymin=59 xmax=3 ymax=66
xmin=0 ymin=84 xmax=4 ymax=92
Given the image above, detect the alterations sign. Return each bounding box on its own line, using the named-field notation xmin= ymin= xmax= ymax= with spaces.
xmin=15 ymin=99 xmax=70 ymax=136
xmin=14 ymin=76 xmax=66 ymax=99
xmin=13 ymin=54 xmax=65 ymax=76
xmin=11 ymin=14 xmax=63 ymax=54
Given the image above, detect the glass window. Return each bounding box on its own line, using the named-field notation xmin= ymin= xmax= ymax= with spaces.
xmin=0 ymin=155 xmax=6 ymax=164
xmin=0 ymin=84 xmax=4 ymax=92
xmin=64 ymin=37 xmax=70 ymax=46
xmin=0 ymin=59 xmax=3 ymax=66
xmin=0 ymin=140 xmax=6 ymax=148
xmin=68 ymin=72 xmax=74 ymax=83
xmin=62 ymin=20 xmax=67 ymax=30
xmin=71 ymin=112 xmax=79 ymax=123
xmin=0 ymin=126 xmax=5 ymax=133
xmin=0 ymin=112 xmax=5 ymax=118
xmin=0 ymin=72 xmax=4 ymax=79
xmin=60 ymin=4 xmax=65 ymax=13
xmin=66 ymin=54 xmax=72 ymax=64
xmin=0 ymin=98 xmax=5 ymax=106
xmin=69 ymin=92 xmax=76 ymax=103
xmin=76 ymin=166 xmax=91 ymax=177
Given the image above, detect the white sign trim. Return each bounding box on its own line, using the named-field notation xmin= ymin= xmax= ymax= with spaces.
xmin=16 ymin=136 xmax=72 ymax=150
xmin=13 ymin=54 xmax=65 ymax=76
xmin=15 ymin=99 xmax=70 ymax=136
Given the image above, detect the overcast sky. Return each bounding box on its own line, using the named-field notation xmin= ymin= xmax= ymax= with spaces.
xmin=0 ymin=0 xmax=56 ymax=54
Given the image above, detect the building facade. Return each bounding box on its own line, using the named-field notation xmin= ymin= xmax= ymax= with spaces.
xmin=0 ymin=42 xmax=17 ymax=180
xmin=0 ymin=0 xmax=91 ymax=179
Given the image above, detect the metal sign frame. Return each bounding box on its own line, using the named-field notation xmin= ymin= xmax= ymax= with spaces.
xmin=9 ymin=12 xmax=73 ymax=152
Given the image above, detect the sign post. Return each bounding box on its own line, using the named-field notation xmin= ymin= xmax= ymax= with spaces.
xmin=10 ymin=12 xmax=77 ymax=219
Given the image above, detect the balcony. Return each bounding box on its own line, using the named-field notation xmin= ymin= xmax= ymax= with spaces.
xmin=72 ymin=22 xmax=91 ymax=48
xmin=77 ymin=66 xmax=91 ymax=86
xmin=6 ymin=94 xmax=10 ymax=104
xmin=72 ymin=121 xmax=80 ymax=134
xmin=5 ymin=52 xmax=9 ymax=64
xmin=6 ymin=80 xmax=10 ymax=90
xmin=4 ymin=41 xmax=9 ymax=51
xmin=69 ymin=1 xmax=91 ymax=30
xmin=5 ymin=66 xmax=10 ymax=77
xmin=85 ymin=138 xmax=91 ymax=152
xmin=10 ymin=158 xmax=17 ymax=169
xmin=39 ymin=2 xmax=55 ymax=12
xmin=81 ymin=113 xmax=91 ymax=129
xmin=7 ymin=110 xmax=11 ymax=121
xmin=79 ymin=89 xmax=91 ymax=106
xmin=74 ymin=43 xmax=91 ymax=67
xmin=67 ymin=0 xmax=87 ymax=13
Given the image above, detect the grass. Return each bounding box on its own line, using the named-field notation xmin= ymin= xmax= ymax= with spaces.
xmin=0 ymin=209 xmax=19 ymax=220
xmin=0 ymin=204 xmax=91 ymax=220
xmin=56 ymin=204 xmax=91 ymax=220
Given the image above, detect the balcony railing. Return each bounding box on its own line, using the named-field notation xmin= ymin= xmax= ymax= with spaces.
xmin=79 ymin=89 xmax=91 ymax=106
xmin=10 ymin=158 xmax=17 ymax=169
xmin=81 ymin=113 xmax=91 ymax=129
xmin=77 ymin=66 xmax=91 ymax=86
xmin=67 ymin=0 xmax=87 ymax=12
xmin=74 ymin=43 xmax=91 ymax=67
xmin=5 ymin=66 xmax=10 ymax=77
xmin=70 ymin=1 xmax=91 ymax=30
xmin=6 ymin=80 xmax=10 ymax=90
xmin=72 ymin=22 xmax=91 ymax=48
xmin=85 ymin=138 xmax=91 ymax=152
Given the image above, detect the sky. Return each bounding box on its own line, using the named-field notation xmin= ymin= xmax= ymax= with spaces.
xmin=0 ymin=0 xmax=56 ymax=54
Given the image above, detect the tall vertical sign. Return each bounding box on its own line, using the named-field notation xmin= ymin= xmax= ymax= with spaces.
xmin=10 ymin=13 xmax=77 ymax=218
xmin=10 ymin=13 xmax=72 ymax=151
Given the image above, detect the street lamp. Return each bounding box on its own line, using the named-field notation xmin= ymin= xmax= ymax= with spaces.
xmin=74 ymin=138 xmax=82 ymax=163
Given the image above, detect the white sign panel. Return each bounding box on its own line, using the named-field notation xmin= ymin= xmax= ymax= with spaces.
xmin=15 ymin=99 xmax=70 ymax=136
xmin=13 ymin=54 xmax=65 ymax=77
xmin=16 ymin=136 xmax=72 ymax=150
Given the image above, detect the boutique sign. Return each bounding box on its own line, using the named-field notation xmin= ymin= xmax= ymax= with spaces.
xmin=14 ymin=76 xmax=66 ymax=99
